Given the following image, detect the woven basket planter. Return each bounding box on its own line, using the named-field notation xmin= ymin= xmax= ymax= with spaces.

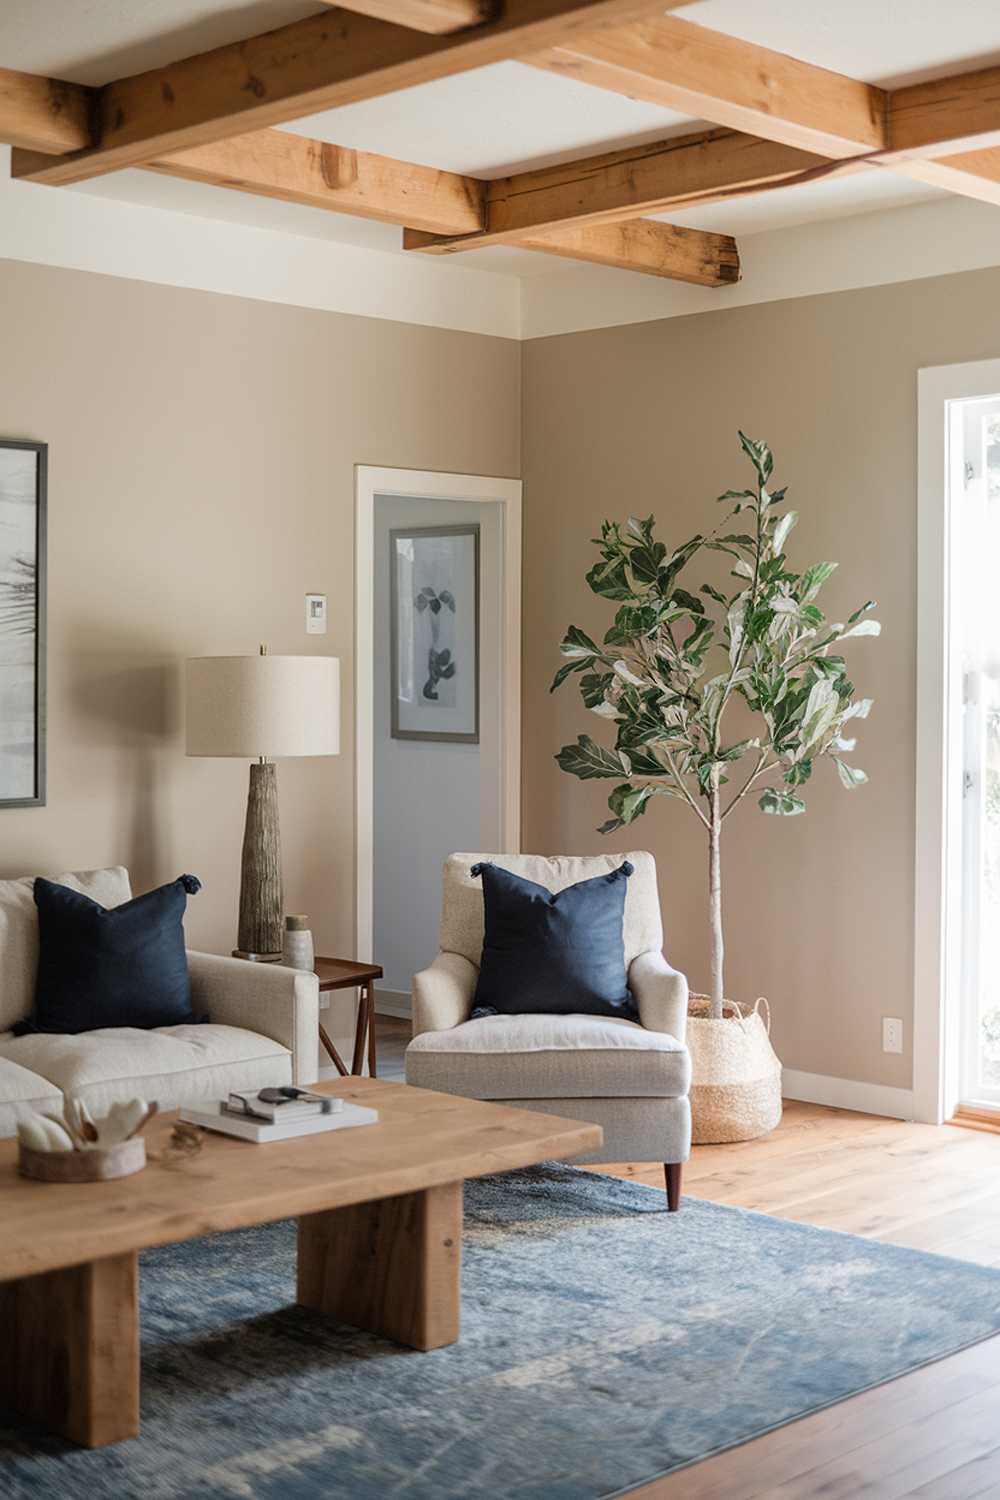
xmin=687 ymin=994 xmax=782 ymax=1144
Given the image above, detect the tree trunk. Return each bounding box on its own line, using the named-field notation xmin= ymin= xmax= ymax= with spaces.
xmin=708 ymin=784 xmax=724 ymax=1019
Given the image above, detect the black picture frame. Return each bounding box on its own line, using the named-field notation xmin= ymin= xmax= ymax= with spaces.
xmin=0 ymin=438 xmax=47 ymax=808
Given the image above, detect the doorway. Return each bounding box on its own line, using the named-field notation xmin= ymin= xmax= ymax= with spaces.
xmin=916 ymin=361 xmax=1000 ymax=1123
xmin=355 ymin=466 xmax=521 ymax=1018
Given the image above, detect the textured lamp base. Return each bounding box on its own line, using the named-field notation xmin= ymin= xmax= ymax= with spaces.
xmin=238 ymin=761 xmax=283 ymax=960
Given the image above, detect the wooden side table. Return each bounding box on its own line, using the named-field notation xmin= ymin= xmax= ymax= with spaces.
xmin=314 ymin=958 xmax=383 ymax=1079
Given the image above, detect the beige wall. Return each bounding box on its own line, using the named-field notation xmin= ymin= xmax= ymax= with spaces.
xmin=522 ymin=266 xmax=1000 ymax=1091
xmin=0 ymin=259 xmax=519 ymax=979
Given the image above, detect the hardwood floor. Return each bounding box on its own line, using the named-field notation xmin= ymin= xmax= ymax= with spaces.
xmin=374 ymin=1018 xmax=1000 ymax=1498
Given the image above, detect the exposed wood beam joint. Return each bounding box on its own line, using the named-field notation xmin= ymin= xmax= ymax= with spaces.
xmin=404 ymin=129 xmax=826 ymax=252
xmin=9 ymin=0 xmax=688 ymax=186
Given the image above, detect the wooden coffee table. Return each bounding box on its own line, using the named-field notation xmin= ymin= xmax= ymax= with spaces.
xmin=0 ymin=1078 xmax=600 ymax=1449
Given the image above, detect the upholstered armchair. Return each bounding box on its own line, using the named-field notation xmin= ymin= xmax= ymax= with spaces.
xmin=405 ymin=852 xmax=691 ymax=1209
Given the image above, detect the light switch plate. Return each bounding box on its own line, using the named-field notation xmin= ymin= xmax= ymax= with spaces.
xmin=306 ymin=593 xmax=327 ymax=634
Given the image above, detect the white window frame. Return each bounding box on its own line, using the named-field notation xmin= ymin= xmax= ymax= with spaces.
xmin=915 ymin=358 xmax=1000 ymax=1123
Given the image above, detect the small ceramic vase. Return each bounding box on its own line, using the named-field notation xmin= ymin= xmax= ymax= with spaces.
xmin=283 ymin=915 xmax=315 ymax=971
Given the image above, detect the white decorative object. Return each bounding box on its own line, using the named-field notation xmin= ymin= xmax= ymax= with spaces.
xmin=283 ymin=915 xmax=315 ymax=971
xmin=16 ymin=1097 xmax=157 ymax=1181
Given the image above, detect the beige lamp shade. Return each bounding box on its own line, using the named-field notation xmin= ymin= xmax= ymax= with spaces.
xmin=185 ymin=654 xmax=340 ymax=759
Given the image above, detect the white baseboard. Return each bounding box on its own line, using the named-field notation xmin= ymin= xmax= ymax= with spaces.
xmin=782 ymin=1069 xmax=915 ymax=1121
xmin=375 ymin=989 xmax=412 ymax=1021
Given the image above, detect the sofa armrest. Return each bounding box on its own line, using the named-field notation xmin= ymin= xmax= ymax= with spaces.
xmin=187 ymin=951 xmax=319 ymax=1086
xmin=411 ymin=952 xmax=477 ymax=1038
xmin=630 ymin=950 xmax=689 ymax=1045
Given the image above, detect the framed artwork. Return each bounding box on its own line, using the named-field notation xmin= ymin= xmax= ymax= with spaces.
xmin=0 ymin=440 xmax=46 ymax=808
xmin=390 ymin=523 xmax=479 ymax=743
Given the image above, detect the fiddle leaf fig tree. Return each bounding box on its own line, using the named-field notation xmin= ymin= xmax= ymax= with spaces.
xmin=552 ymin=433 xmax=880 ymax=1019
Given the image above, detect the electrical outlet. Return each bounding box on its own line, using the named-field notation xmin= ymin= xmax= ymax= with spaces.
xmin=882 ymin=1017 xmax=903 ymax=1054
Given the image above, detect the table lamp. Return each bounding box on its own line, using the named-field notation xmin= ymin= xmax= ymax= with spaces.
xmin=185 ymin=647 xmax=340 ymax=960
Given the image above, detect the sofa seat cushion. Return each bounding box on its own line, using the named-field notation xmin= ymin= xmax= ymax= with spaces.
xmin=405 ymin=1013 xmax=690 ymax=1100
xmin=0 ymin=1056 xmax=64 ymax=1138
xmin=0 ymin=1024 xmax=291 ymax=1116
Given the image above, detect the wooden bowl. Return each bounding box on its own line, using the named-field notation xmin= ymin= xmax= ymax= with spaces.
xmin=18 ymin=1136 xmax=146 ymax=1183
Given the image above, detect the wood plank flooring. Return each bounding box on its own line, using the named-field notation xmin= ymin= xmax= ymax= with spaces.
xmin=374 ymin=1018 xmax=1000 ymax=1498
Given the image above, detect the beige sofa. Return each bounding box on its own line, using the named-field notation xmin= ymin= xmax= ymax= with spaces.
xmin=0 ymin=866 xmax=319 ymax=1137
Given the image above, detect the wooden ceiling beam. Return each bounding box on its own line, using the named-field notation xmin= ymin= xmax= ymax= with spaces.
xmin=404 ymin=129 xmax=826 ymax=252
xmin=0 ymin=66 xmax=91 ymax=154
xmin=502 ymin=218 xmax=739 ymax=282
xmin=530 ymin=17 xmax=1000 ymax=205
xmin=152 ymin=130 xmax=735 ymax=283
xmin=889 ymin=65 xmax=1000 ymax=157
xmin=315 ymin=0 xmax=497 ymax=36
xmin=532 ymin=16 xmax=887 ymax=158
xmin=8 ymin=0 xmax=687 ymax=187
xmin=150 ymin=129 xmax=485 ymax=236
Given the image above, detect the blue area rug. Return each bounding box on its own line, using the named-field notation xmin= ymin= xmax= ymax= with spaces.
xmin=4 ymin=1165 xmax=1000 ymax=1499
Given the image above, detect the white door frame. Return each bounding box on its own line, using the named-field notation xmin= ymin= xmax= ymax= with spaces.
xmin=915 ymin=357 xmax=1000 ymax=1123
xmin=354 ymin=465 xmax=522 ymax=965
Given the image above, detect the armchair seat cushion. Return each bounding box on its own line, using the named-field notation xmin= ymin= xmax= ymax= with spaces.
xmin=405 ymin=1013 xmax=690 ymax=1101
xmin=0 ymin=1023 xmax=290 ymax=1116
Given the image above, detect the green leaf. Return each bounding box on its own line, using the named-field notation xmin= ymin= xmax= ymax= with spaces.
xmin=550 ymin=660 xmax=585 ymax=693
xmin=784 ymin=759 xmax=813 ymax=786
xmin=580 ymin=671 xmax=612 ymax=709
xmin=800 ymin=561 xmax=838 ymax=601
xmin=759 ymin=788 xmax=806 ymax=815
xmin=738 ymin=431 xmax=774 ymax=484
xmin=586 ymin=557 xmax=632 ymax=601
xmin=834 ymin=758 xmax=869 ymax=789
xmin=555 ymin=736 xmax=631 ymax=781
xmin=607 ymin=782 xmax=654 ymax=825
xmin=839 ymin=619 xmax=881 ymax=639
xmin=718 ymin=489 xmax=755 ymax=504
xmin=772 ymin=510 xmax=798 ymax=554
xmin=701 ymin=583 xmax=729 ymax=606
xmin=559 ymin=624 xmax=600 ymax=659
xmin=671 ymin=587 xmax=705 ymax=614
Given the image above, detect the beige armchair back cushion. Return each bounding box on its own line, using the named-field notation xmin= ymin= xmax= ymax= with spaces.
xmin=439 ymin=851 xmax=663 ymax=970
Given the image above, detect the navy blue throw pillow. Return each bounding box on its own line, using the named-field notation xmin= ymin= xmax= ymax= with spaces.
xmin=470 ymin=861 xmax=636 ymax=1019
xmin=15 ymin=874 xmax=203 ymax=1036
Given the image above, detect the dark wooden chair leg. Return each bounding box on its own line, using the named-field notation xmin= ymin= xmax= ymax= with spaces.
xmin=664 ymin=1162 xmax=682 ymax=1212
xmin=368 ymin=986 xmax=378 ymax=1078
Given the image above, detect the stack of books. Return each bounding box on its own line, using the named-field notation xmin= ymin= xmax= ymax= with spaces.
xmin=180 ymin=1090 xmax=379 ymax=1142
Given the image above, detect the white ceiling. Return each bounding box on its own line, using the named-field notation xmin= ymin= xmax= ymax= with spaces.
xmin=5 ymin=0 xmax=1000 ymax=278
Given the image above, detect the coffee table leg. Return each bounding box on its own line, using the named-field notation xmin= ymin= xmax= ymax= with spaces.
xmin=297 ymin=1181 xmax=461 ymax=1350
xmin=0 ymin=1251 xmax=139 ymax=1447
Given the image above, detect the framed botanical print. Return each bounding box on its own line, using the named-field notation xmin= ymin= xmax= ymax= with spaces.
xmin=390 ymin=524 xmax=479 ymax=743
xmin=0 ymin=439 xmax=46 ymax=807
